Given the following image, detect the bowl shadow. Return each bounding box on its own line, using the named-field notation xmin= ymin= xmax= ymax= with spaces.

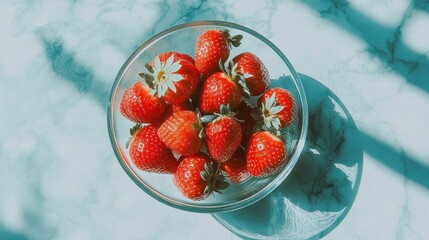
xmin=212 ymin=74 xmax=363 ymax=239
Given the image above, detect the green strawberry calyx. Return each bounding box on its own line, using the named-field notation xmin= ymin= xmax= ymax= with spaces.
xmin=220 ymin=29 xmax=243 ymax=48
xmin=229 ymin=61 xmax=253 ymax=98
xmin=139 ymin=54 xmax=184 ymax=98
xmin=200 ymin=104 xmax=242 ymax=124
xmin=193 ymin=109 xmax=206 ymax=139
xmin=200 ymin=161 xmax=230 ymax=198
xmin=125 ymin=123 xmax=146 ymax=149
xmin=218 ymin=60 xmax=252 ymax=98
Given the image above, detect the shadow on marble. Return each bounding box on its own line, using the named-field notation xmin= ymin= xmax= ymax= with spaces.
xmin=299 ymin=1 xmax=429 ymax=191
xmin=212 ymin=74 xmax=364 ymax=240
xmin=40 ymin=37 xmax=110 ymax=108
xmin=0 ymin=226 xmax=27 ymax=240
xmin=301 ymin=0 xmax=429 ymax=93
xmin=413 ymin=0 xmax=429 ymax=12
xmin=361 ymin=132 xmax=429 ymax=190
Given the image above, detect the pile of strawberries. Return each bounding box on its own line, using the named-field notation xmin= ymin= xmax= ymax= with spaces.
xmin=120 ymin=29 xmax=296 ymax=201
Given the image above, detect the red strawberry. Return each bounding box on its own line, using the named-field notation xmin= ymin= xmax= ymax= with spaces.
xmin=195 ymin=29 xmax=242 ymax=79
xmin=157 ymin=51 xmax=195 ymax=65
xmin=154 ymin=100 xmax=192 ymax=127
xmin=246 ymin=131 xmax=287 ymax=178
xmin=140 ymin=52 xmax=199 ymax=104
xmin=120 ymin=82 xmax=166 ymax=123
xmin=236 ymin=102 xmax=257 ymax=147
xmin=202 ymin=105 xmax=242 ymax=162
xmin=199 ymin=72 xmax=243 ymax=114
xmin=127 ymin=125 xmax=178 ymax=173
xmin=157 ymin=110 xmax=203 ymax=156
xmin=257 ymin=87 xmax=296 ymax=129
xmin=232 ymin=52 xmax=270 ymax=96
xmin=220 ymin=148 xmax=249 ymax=183
xmin=174 ymin=154 xmax=229 ymax=200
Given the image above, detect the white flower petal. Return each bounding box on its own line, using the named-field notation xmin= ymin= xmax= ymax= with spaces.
xmin=150 ymin=89 xmax=157 ymax=96
xmin=266 ymin=96 xmax=275 ymax=109
xmin=169 ymin=73 xmax=184 ymax=82
xmin=270 ymin=106 xmax=285 ymax=115
xmin=262 ymin=121 xmax=269 ymax=131
xmin=167 ymin=80 xmax=177 ymax=93
xmin=243 ymin=73 xmax=254 ymax=78
xmin=168 ymin=61 xmax=182 ymax=73
xmin=156 ymin=85 xmax=161 ymax=97
xmin=272 ymin=118 xmax=281 ymax=129
xmin=165 ymin=54 xmax=175 ymax=69
xmin=156 ymin=87 xmax=163 ymax=98
xmin=159 ymin=84 xmax=168 ymax=96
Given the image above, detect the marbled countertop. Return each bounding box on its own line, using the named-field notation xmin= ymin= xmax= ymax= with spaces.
xmin=1 ymin=0 xmax=429 ymax=239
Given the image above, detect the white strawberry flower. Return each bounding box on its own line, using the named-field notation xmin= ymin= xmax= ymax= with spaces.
xmin=150 ymin=54 xmax=184 ymax=97
xmin=261 ymin=92 xmax=284 ymax=130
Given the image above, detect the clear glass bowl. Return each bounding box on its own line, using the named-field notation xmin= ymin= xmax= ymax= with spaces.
xmin=107 ymin=20 xmax=308 ymax=213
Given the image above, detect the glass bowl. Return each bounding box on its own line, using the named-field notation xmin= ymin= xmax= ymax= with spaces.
xmin=107 ymin=20 xmax=308 ymax=213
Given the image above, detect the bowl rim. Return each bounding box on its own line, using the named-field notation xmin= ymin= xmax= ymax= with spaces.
xmin=107 ymin=20 xmax=308 ymax=213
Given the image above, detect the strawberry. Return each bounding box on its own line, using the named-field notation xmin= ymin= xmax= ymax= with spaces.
xmin=231 ymin=52 xmax=270 ymax=96
xmin=140 ymin=52 xmax=199 ymax=104
xmin=157 ymin=110 xmax=203 ymax=156
xmin=202 ymin=105 xmax=242 ymax=162
xmin=156 ymin=51 xmax=195 ymax=65
xmin=127 ymin=124 xmax=178 ymax=173
xmin=220 ymin=148 xmax=249 ymax=183
xmin=246 ymin=131 xmax=287 ymax=178
xmin=174 ymin=154 xmax=229 ymax=200
xmin=120 ymin=82 xmax=166 ymax=123
xmin=257 ymin=87 xmax=296 ymax=129
xmin=195 ymin=29 xmax=242 ymax=79
xmin=154 ymin=100 xmax=192 ymax=127
xmin=199 ymin=72 xmax=243 ymax=114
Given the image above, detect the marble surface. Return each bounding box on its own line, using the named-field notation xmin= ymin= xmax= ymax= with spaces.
xmin=1 ymin=0 xmax=429 ymax=239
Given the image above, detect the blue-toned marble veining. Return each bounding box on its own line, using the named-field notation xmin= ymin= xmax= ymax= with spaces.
xmin=1 ymin=0 xmax=429 ymax=239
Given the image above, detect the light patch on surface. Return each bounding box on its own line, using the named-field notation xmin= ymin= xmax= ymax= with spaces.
xmin=350 ymin=0 xmax=411 ymax=27
xmin=402 ymin=10 xmax=429 ymax=54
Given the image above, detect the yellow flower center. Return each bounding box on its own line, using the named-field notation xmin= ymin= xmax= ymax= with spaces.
xmin=157 ymin=71 xmax=167 ymax=82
